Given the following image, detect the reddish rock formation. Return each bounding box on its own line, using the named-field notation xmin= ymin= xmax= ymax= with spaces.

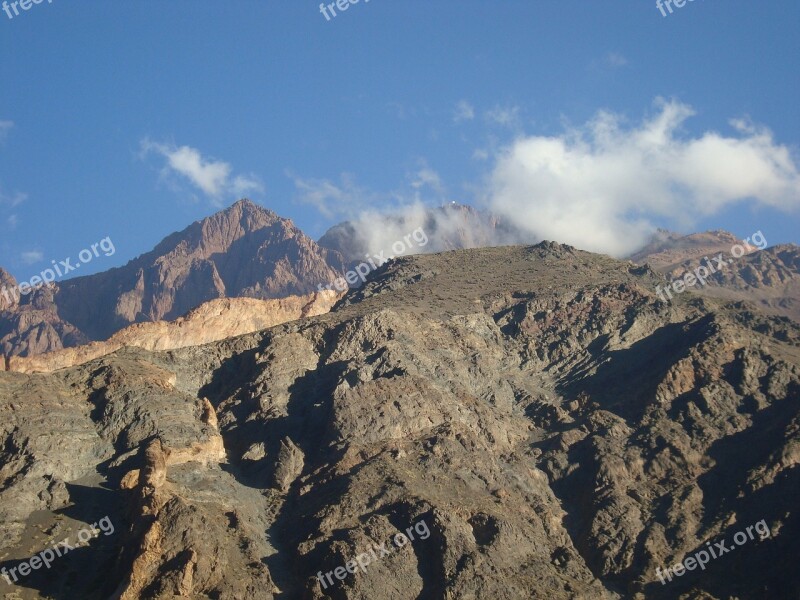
xmin=0 ymin=199 xmax=345 ymax=358
xmin=7 ymin=290 xmax=341 ymax=373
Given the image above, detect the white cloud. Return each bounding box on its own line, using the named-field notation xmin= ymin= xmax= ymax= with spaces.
xmin=0 ymin=188 xmax=26 ymax=207
xmin=140 ymin=139 xmax=263 ymax=205
xmin=20 ymin=250 xmax=43 ymax=265
xmin=485 ymin=105 xmax=521 ymax=129
xmin=590 ymin=52 xmax=629 ymax=72
xmin=485 ymin=99 xmax=800 ymax=256
xmin=453 ymin=100 xmax=475 ymax=123
xmin=0 ymin=182 xmax=25 ymax=232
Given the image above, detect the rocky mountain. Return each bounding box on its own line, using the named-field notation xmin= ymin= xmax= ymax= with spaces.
xmin=631 ymin=230 xmax=800 ymax=322
xmin=5 ymin=290 xmax=341 ymax=374
xmin=0 ymin=200 xmax=345 ymax=359
xmin=0 ymin=268 xmax=18 ymax=310
xmin=692 ymin=244 xmax=800 ymax=320
xmin=0 ymin=242 xmax=797 ymax=599
xmin=628 ymin=230 xmax=743 ymax=271
xmin=0 ymin=278 xmax=89 ymax=360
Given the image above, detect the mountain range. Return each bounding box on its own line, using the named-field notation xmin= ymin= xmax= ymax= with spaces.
xmin=0 ymin=200 xmax=344 ymax=359
xmin=0 ymin=236 xmax=797 ymax=599
xmin=2 ymin=200 xmax=798 ymax=369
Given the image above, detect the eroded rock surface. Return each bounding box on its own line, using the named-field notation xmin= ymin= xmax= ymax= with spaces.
xmin=0 ymin=200 xmax=345 ymax=359
xmin=631 ymin=229 xmax=800 ymax=322
xmin=7 ymin=291 xmax=341 ymax=374
xmin=0 ymin=243 xmax=797 ymax=599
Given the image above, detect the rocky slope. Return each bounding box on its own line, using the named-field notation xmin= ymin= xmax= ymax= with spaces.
xmin=628 ymin=230 xmax=744 ymax=271
xmin=631 ymin=230 xmax=800 ymax=322
xmin=0 ymin=243 xmax=797 ymax=599
xmin=0 ymin=200 xmax=345 ymax=358
xmin=5 ymin=290 xmax=341 ymax=374
xmin=681 ymin=244 xmax=800 ymax=322
xmin=0 ymin=280 xmax=89 ymax=360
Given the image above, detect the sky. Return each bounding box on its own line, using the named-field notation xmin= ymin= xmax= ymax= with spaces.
xmin=0 ymin=0 xmax=799 ymax=279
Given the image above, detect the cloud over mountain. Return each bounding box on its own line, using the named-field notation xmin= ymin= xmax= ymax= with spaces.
xmin=141 ymin=139 xmax=263 ymax=204
xmin=485 ymin=99 xmax=800 ymax=256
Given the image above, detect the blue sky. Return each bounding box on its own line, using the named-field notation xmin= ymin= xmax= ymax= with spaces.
xmin=1 ymin=0 xmax=798 ymax=278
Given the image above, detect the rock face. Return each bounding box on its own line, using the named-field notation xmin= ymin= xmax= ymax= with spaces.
xmin=632 ymin=230 xmax=800 ymax=322
xmin=0 ymin=279 xmax=90 ymax=362
xmin=0 ymin=242 xmax=797 ymax=599
xmin=628 ymin=229 xmax=744 ymax=271
xmin=0 ymin=268 xmax=18 ymax=310
xmin=0 ymin=200 xmax=345 ymax=359
xmin=684 ymin=243 xmax=800 ymax=322
xmin=6 ymin=290 xmax=342 ymax=374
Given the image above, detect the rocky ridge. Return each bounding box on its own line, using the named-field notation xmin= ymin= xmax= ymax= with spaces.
xmin=0 ymin=242 xmax=797 ymax=599
xmin=0 ymin=200 xmax=345 ymax=358
xmin=631 ymin=230 xmax=800 ymax=322
xmin=5 ymin=290 xmax=341 ymax=374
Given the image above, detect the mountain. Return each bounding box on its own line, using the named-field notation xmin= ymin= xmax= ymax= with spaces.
xmin=627 ymin=229 xmax=743 ymax=270
xmin=631 ymin=230 xmax=800 ymax=322
xmin=4 ymin=209 xmax=798 ymax=373
xmin=5 ymin=290 xmax=341 ymax=374
xmin=0 ymin=200 xmax=345 ymax=358
xmin=692 ymin=244 xmax=800 ymax=320
xmin=0 ymin=273 xmax=90 ymax=362
xmin=0 ymin=242 xmax=797 ymax=599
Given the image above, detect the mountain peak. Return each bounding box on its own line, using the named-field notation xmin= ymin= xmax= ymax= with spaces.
xmin=0 ymin=203 xmax=345 ymax=353
xmin=213 ymin=198 xmax=279 ymax=226
xmin=229 ymin=197 xmax=270 ymax=214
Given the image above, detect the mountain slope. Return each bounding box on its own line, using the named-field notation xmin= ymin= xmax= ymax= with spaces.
xmin=55 ymin=199 xmax=346 ymax=340
xmin=0 ymin=243 xmax=797 ymax=599
xmin=0 ymin=200 xmax=345 ymax=358
xmin=5 ymin=290 xmax=342 ymax=374
xmin=631 ymin=230 xmax=800 ymax=322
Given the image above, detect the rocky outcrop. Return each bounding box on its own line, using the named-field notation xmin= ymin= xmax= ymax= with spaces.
xmin=631 ymin=230 xmax=800 ymax=322
xmin=6 ymin=290 xmax=341 ymax=373
xmin=0 ymin=268 xmax=19 ymax=311
xmin=0 ymin=199 xmax=345 ymax=358
xmin=273 ymin=437 xmax=305 ymax=492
